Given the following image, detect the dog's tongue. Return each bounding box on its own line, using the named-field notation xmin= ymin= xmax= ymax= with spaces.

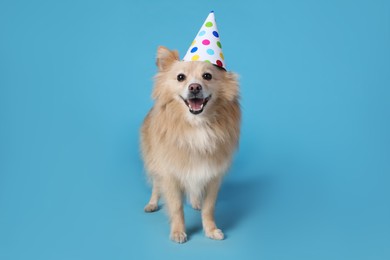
xmin=188 ymin=99 xmax=204 ymax=111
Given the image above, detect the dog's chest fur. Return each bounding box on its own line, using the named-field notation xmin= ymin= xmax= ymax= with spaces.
xmin=178 ymin=121 xmax=218 ymax=154
xmin=171 ymin=119 xmax=230 ymax=192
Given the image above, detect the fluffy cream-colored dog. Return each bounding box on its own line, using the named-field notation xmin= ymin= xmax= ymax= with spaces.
xmin=141 ymin=46 xmax=240 ymax=243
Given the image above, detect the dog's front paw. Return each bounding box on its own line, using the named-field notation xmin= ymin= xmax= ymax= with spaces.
xmin=205 ymin=228 xmax=224 ymax=240
xmin=170 ymin=231 xmax=187 ymax=243
xmin=144 ymin=203 xmax=158 ymax=212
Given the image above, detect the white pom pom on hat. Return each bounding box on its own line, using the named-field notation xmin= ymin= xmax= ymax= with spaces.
xmin=182 ymin=11 xmax=226 ymax=70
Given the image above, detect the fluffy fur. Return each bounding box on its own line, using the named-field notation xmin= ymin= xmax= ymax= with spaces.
xmin=141 ymin=46 xmax=241 ymax=243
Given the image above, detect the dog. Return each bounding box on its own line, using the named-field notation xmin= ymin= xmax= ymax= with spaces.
xmin=140 ymin=46 xmax=240 ymax=243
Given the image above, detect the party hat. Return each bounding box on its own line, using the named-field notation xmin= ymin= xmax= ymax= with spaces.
xmin=183 ymin=11 xmax=226 ymax=69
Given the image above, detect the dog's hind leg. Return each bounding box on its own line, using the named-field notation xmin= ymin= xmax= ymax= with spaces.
xmin=188 ymin=188 xmax=203 ymax=211
xmin=190 ymin=195 xmax=202 ymax=211
xmin=144 ymin=178 xmax=160 ymax=212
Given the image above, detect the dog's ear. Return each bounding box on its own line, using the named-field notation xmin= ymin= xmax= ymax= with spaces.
xmin=222 ymin=72 xmax=240 ymax=101
xmin=156 ymin=46 xmax=179 ymax=71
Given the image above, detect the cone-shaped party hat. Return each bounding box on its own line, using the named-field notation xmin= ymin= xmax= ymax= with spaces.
xmin=183 ymin=11 xmax=226 ymax=69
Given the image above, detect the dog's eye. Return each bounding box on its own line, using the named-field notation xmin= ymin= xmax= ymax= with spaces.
xmin=202 ymin=73 xmax=212 ymax=81
xmin=177 ymin=74 xmax=186 ymax=82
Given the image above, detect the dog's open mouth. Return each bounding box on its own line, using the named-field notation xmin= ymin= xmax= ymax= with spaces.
xmin=181 ymin=96 xmax=211 ymax=115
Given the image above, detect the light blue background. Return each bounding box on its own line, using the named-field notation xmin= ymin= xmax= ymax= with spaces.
xmin=1 ymin=0 xmax=389 ymax=259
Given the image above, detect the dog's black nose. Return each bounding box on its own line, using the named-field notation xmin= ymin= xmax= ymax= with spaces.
xmin=188 ymin=83 xmax=202 ymax=94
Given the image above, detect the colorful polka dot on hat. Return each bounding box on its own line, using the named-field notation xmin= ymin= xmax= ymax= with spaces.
xmin=183 ymin=11 xmax=226 ymax=69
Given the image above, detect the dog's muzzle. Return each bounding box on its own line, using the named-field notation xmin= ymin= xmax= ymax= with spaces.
xmin=180 ymin=84 xmax=211 ymax=115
